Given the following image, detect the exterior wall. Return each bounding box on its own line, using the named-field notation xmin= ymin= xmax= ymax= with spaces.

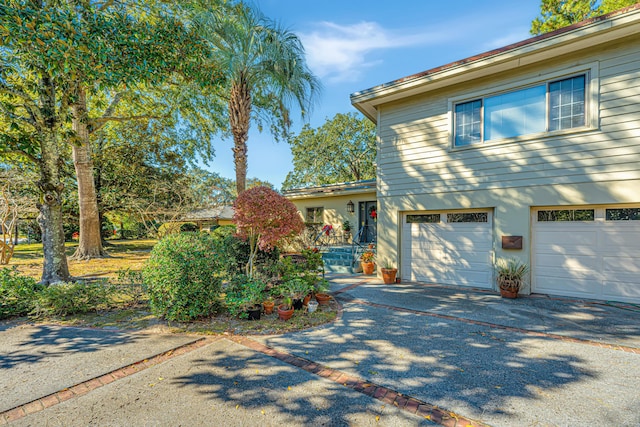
xmin=289 ymin=192 xmax=377 ymax=232
xmin=376 ymin=35 xmax=640 ymax=290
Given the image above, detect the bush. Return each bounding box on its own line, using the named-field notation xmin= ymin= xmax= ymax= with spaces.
xmin=0 ymin=267 xmax=42 ymax=319
xmin=31 ymin=281 xmax=112 ymax=317
xmin=143 ymin=233 xmax=223 ymax=321
xmin=210 ymin=226 xmax=279 ymax=281
xmin=224 ymin=274 xmax=267 ymax=319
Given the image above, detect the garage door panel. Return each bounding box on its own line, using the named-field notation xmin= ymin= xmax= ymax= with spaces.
xmin=534 ymin=207 xmax=640 ymax=303
xmin=403 ymin=211 xmax=492 ymax=289
xmin=602 ymin=280 xmax=640 ymax=302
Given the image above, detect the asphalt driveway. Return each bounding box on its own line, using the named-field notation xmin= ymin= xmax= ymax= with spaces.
xmin=2 ymin=274 xmax=639 ymax=426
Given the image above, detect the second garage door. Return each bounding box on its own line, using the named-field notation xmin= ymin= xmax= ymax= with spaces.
xmin=402 ymin=211 xmax=493 ymax=288
xmin=533 ymin=207 xmax=640 ymax=303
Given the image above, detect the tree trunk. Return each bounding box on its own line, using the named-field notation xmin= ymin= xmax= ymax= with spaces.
xmin=37 ymin=75 xmax=71 ymax=284
xmin=70 ymin=85 xmax=107 ymax=260
xmin=229 ymin=78 xmax=251 ymax=195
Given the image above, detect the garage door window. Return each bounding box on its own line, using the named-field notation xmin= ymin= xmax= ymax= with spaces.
xmin=537 ymin=209 xmax=594 ymax=221
xmin=447 ymin=212 xmax=488 ymax=223
xmin=606 ymin=208 xmax=640 ymax=221
xmin=406 ymin=214 xmax=440 ymax=223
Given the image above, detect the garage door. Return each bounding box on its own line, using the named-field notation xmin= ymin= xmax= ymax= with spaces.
xmin=402 ymin=211 xmax=493 ymax=288
xmin=533 ymin=207 xmax=640 ymax=303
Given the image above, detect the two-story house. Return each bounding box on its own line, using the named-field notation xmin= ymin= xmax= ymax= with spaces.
xmin=351 ymin=5 xmax=640 ymax=304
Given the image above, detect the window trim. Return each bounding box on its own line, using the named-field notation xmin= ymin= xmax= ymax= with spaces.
xmin=448 ymin=63 xmax=598 ymax=150
xmin=305 ymin=207 xmax=324 ymax=223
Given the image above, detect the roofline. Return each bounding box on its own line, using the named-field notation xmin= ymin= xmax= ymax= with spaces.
xmin=282 ymin=179 xmax=376 ymax=199
xmin=351 ymin=4 xmax=640 ymax=121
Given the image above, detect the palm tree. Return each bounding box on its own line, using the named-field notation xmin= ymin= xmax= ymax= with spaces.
xmin=195 ymin=3 xmax=321 ymax=194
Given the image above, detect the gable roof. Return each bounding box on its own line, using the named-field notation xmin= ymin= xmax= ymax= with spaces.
xmin=179 ymin=205 xmax=235 ymax=222
xmin=351 ymin=4 xmax=640 ymax=122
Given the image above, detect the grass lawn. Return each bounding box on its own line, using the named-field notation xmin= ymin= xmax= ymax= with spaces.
xmin=3 ymin=239 xmax=338 ymax=335
xmin=8 ymin=239 xmax=157 ymax=280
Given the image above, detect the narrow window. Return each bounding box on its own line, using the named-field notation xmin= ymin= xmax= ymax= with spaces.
xmin=606 ymin=208 xmax=640 ymax=221
xmin=549 ymin=75 xmax=585 ymax=131
xmin=537 ymin=209 xmax=594 ymax=222
xmin=454 ymin=100 xmax=482 ymax=146
xmin=447 ymin=213 xmax=488 ymax=223
xmin=406 ymin=214 xmax=441 ymax=224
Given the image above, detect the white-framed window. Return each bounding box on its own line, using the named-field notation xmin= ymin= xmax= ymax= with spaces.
xmin=453 ymin=73 xmax=589 ymax=148
xmin=305 ymin=207 xmax=323 ymax=223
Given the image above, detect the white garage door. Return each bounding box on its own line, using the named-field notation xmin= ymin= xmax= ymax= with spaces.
xmin=402 ymin=211 xmax=493 ymax=289
xmin=533 ymin=207 xmax=640 ymax=303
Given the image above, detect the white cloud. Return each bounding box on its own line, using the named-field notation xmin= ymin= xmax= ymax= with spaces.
xmin=298 ymin=21 xmax=442 ymax=83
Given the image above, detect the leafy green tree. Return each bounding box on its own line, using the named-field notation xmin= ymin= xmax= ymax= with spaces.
xmin=283 ymin=112 xmax=376 ymax=189
xmin=193 ymin=2 xmax=321 ymax=194
xmin=0 ymin=0 xmax=221 ymax=279
xmin=531 ymin=0 xmax=637 ymax=34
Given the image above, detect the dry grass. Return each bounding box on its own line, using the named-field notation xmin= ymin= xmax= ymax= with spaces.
xmin=8 ymin=239 xmax=157 ymax=280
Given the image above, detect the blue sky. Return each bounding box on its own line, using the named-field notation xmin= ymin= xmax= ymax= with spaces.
xmin=205 ymin=1 xmax=543 ymax=189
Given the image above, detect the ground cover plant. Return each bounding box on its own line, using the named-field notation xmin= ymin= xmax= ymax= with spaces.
xmin=1 ymin=235 xmax=337 ymax=334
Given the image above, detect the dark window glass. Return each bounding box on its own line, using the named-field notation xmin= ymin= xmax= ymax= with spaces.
xmin=549 ymin=75 xmax=585 ymax=131
xmin=537 ymin=209 xmax=594 ymax=222
xmin=606 ymin=208 xmax=640 ymax=221
xmin=406 ymin=214 xmax=441 ymax=224
xmin=305 ymin=207 xmax=323 ymax=223
xmin=447 ymin=213 xmax=488 ymax=223
xmin=454 ymin=100 xmax=482 ymax=146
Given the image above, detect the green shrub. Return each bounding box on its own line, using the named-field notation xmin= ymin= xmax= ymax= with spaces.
xmin=0 ymin=267 xmax=42 ymax=319
xmin=210 ymin=226 xmax=279 ymax=280
xmin=143 ymin=233 xmax=223 ymax=321
xmin=224 ymin=274 xmax=267 ymax=319
xmin=31 ymin=281 xmax=112 ymax=317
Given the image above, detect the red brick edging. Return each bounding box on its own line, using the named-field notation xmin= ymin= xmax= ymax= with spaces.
xmin=0 ymin=337 xmax=216 ymax=425
xmin=230 ymin=336 xmax=488 ymax=427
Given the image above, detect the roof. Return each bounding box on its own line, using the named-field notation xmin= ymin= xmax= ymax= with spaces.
xmin=351 ymin=4 xmax=640 ymax=122
xmin=282 ymin=179 xmax=376 ymax=199
xmin=179 ymin=205 xmax=235 ymax=222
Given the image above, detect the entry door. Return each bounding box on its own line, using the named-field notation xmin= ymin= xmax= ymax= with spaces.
xmin=358 ymin=201 xmax=377 ymax=243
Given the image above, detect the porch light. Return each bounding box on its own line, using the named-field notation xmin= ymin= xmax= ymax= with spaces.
xmin=347 ymin=200 xmax=355 ymax=213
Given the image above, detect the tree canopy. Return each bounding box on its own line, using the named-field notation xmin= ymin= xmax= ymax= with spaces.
xmin=531 ymin=0 xmax=637 ymax=34
xmin=283 ymin=112 xmax=376 ymax=190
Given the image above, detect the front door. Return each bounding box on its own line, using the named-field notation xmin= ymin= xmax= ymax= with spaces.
xmin=358 ymin=201 xmax=377 ymax=243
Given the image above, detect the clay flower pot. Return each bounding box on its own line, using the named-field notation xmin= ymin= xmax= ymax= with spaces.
xmin=263 ymin=300 xmax=275 ymax=315
xmin=381 ymin=268 xmax=398 ymax=284
xmin=362 ymin=261 xmax=375 ymax=275
xmin=278 ymin=304 xmax=294 ymax=321
xmin=315 ymin=293 xmax=331 ymax=305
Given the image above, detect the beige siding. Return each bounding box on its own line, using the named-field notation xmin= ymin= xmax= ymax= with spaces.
xmin=377 ymin=40 xmax=640 ymax=200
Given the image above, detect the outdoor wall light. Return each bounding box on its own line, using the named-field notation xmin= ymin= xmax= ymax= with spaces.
xmin=347 ymin=200 xmax=355 ymax=213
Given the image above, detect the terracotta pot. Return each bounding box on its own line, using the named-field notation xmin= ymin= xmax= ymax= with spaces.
xmin=315 ymin=293 xmax=331 ymax=305
xmin=278 ymin=304 xmax=294 ymax=320
xmin=303 ymin=293 xmax=312 ymax=306
xmin=362 ymin=261 xmax=375 ymax=275
xmin=368 ymin=243 xmax=375 ymax=249
xmin=381 ymin=268 xmax=397 ymax=284
xmin=499 ymin=288 xmax=518 ymax=299
xmin=263 ymin=300 xmax=275 ymax=315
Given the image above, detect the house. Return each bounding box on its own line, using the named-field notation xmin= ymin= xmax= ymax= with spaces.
xmin=350 ymin=5 xmax=640 ymax=304
xmin=179 ymin=205 xmax=235 ymax=230
xmin=283 ymin=179 xmax=377 ymax=244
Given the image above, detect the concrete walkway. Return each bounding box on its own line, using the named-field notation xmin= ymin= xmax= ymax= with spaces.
xmin=2 ymin=274 xmax=640 ymax=426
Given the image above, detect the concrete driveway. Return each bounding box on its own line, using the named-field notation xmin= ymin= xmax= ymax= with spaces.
xmin=2 ymin=275 xmax=639 ymax=426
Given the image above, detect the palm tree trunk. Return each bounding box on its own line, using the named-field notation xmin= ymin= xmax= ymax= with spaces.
xmin=70 ymin=85 xmax=107 ymax=260
xmin=229 ymin=78 xmax=251 ymax=194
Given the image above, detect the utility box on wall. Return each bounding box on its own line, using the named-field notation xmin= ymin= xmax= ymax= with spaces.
xmin=502 ymin=236 xmax=523 ymax=250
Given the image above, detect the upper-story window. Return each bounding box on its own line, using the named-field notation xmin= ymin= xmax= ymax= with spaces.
xmin=454 ymin=74 xmax=586 ymax=147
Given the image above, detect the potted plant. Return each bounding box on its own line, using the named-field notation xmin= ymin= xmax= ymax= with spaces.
xmin=314 ymin=278 xmax=331 ymax=305
xmin=278 ymin=297 xmax=294 ymax=320
xmin=225 ymin=276 xmax=267 ymax=320
xmin=342 ymin=220 xmax=352 ymax=243
xmin=283 ymin=278 xmax=313 ymax=310
xmin=380 ymin=261 xmax=398 ymax=284
xmin=263 ymin=297 xmax=275 ymax=315
xmin=495 ymin=258 xmax=529 ymax=299
xmin=361 ymin=250 xmax=375 ymax=275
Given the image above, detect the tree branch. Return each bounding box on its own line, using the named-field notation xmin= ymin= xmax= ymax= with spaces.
xmin=0 ymin=149 xmax=39 ymax=165
xmin=0 ymin=104 xmax=35 ymax=126
xmin=91 ymin=114 xmax=165 ymax=132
